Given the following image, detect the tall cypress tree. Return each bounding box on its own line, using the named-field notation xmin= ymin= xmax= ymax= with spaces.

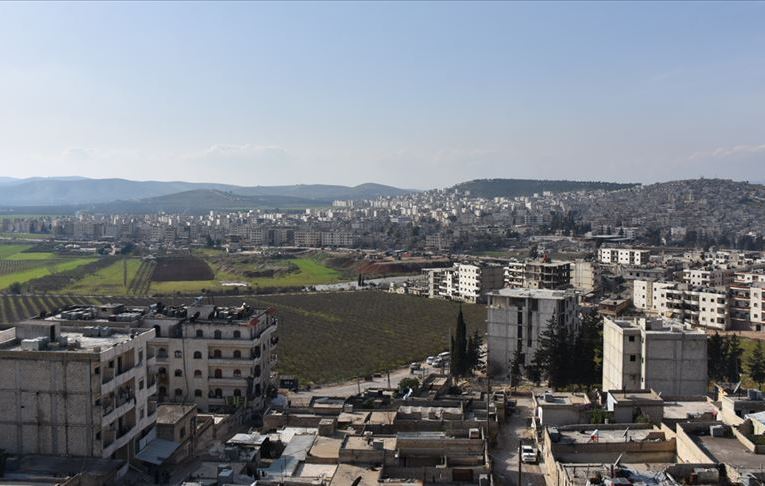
xmin=708 ymin=332 xmax=725 ymax=382
xmin=726 ymin=334 xmax=743 ymax=383
xmin=748 ymin=340 xmax=765 ymax=390
xmin=451 ymin=306 xmax=468 ymax=376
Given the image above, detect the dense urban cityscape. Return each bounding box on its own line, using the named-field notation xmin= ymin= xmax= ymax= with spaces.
xmin=1 ymin=1 xmax=764 ymax=485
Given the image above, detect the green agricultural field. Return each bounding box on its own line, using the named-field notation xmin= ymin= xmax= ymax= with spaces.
xmin=0 ymin=245 xmax=33 ymax=258
xmin=0 ymin=257 xmax=97 ymax=291
xmin=5 ymin=251 xmax=57 ymax=261
xmin=149 ymin=256 xmax=344 ymax=295
xmin=61 ymin=258 xmax=142 ymax=295
xmin=0 ymin=291 xmax=487 ymax=385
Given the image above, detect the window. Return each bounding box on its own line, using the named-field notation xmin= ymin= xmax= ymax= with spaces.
xmin=195 ymin=389 xmax=202 ymax=397
xmin=234 ymin=389 xmax=242 ymax=397
xmin=233 ymin=330 xmax=241 ymax=339
xmin=215 ymin=388 xmax=222 ymax=398
xmin=175 ymin=388 xmax=183 ymax=396
xmin=139 ymin=379 xmax=145 ymax=390
xmin=196 ymin=330 xmax=204 ymax=338
xmin=154 ymin=325 xmax=161 ymax=338
xmin=194 ymin=370 xmax=202 ymax=377
xmin=213 ymin=349 xmax=222 ymax=358
xmin=140 ymin=407 xmax=145 ymax=419
xmin=628 ymin=336 xmax=635 ymax=342
xmin=214 ymin=369 xmax=222 ymax=378
xmin=158 ymin=367 xmax=167 ymax=376
xmin=158 ymin=348 xmax=167 ymax=358
xmin=214 ymin=330 xmax=222 ymax=340
xmin=174 ymin=350 xmax=182 ymax=358
xmin=180 ymin=427 xmax=186 ymax=438
xmin=629 ymin=355 xmax=636 ymax=362
xmin=159 ymin=386 xmax=167 ymax=395
xmin=174 ymin=369 xmax=183 ymax=377
xmin=233 ymin=350 xmax=241 ymax=359
xmin=233 ymin=369 xmax=242 ymax=377
xmin=193 ymin=351 xmax=202 ymax=359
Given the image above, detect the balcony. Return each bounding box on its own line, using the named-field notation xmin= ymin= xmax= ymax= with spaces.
xmin=208 ymin=375 xmax=248 ymax=386
xmin=208 ymin=355 xmax=258 ymax=366
xmin=102 ymin=397 xmax=135 ymax=426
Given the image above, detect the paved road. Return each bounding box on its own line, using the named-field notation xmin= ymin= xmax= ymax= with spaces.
xmin=288 ymin=362 xmax=440 ymax=399
xmin=491 ymin=392 xmax=547 ymax=486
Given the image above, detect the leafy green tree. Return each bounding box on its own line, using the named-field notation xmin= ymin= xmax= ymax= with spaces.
xmin=398 ymin=377 xmax=419 ymax=394
xmin=726 ymin=334 xmax=743 ymax=383
xmin=8 ymin=282 xmax=22 ymax=295
xmin=534 ymin=314 xmax=571 ymax=389
xmin=748 ymin=340 xmax=765 ymax=389
xmin=708 ymin=332 xmax=726 ymax=382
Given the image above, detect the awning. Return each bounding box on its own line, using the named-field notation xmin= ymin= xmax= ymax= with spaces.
xmin=136 ymin=438 xmax=181 ymax=466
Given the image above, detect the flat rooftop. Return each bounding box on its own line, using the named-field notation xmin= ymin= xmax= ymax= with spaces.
xmin=330 ymin=464 xmax=382 ymax=486
xmin=557 ymin=428 xmax=663 ymax=445
xmin=609 ymin=390 xmax=663 ymax=404
xmin=156 ymin=404 xmax=196 ymax=425
xmin=562 ymin=463 xmax=676 ymax=485
xmin=662 ymin=400 xmax=715 ymax=420
xmin=344 ymin=436 xmax=396 ymax=451
xmin=537 ymin=392 xmax=591 ymax=407
xmin=694 ymin=435 xmax=765 ymax=470
xmin=3 ymin=329 xmax=148 ymax=353
xmin=490 ymin=288 xmax=571 ymax=299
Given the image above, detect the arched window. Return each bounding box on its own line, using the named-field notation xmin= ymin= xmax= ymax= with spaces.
xmin=194 ymin=389 xmax=202 ymax=397
xmin=194 ymin=370 xmax=202 ymax=378
xmin=214 ymin=330 xmax=222 ymax=340
xmin=233 ymin=369 xmax=241 ymax=377
xmin=233 ymin=350 xmax=241 ymax=359
xmin=158 ymin=348 xmax=167 ymax=358
xmin=174 ymin=350 xmax=182 ymax=358
xmin=233 ymin=389 xmax=242 ymax=397
xmin=158 ymin=367 xmax=167 ymax=376
xmin=174 ymin=388 xmax=183 ymax=396
xmin=233 ymin=330 xmax=241 ymax=339
xmin=214 ymin=369 xmax=222 ymax=378
xmin=196 ymin=329 xmax=203 ymax=338
xmin=193 ymin=351 xmax=202 ymax=359
xmin=159 ymin=386 xmax=167 ymax=395
xmin=215 ymin=388 xmax=222 ymax=398
xmin=254 ymin=365 xmax=261 ymax=378
xmin=174 ymin=369 xmax=183 ymax=377
xmin=213 ymin=349 xmax=222 ymax=358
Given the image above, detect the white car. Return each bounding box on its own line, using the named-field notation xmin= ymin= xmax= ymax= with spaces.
xmin=426 ymin=356 xmax=435 ymax=365
xmin=521 ymin=445 xmax=538 ymax=464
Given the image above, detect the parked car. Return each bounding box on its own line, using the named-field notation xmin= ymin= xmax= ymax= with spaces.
xmin=521 ymin=445 xmax=538 ymax=464
xmin=426 ymin=356 xmax=435 ymax=365
xmin=438 ymin=351 xmax=450 ymax=359
xmin=410 ymin=362 xmax=421 ymax=373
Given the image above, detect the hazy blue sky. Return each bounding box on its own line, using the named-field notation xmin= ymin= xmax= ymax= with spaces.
xmin=0 ymin=1 xmax=763 ymax=188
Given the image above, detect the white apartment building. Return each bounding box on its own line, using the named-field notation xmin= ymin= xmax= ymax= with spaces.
xmin=730 ymin=273 xmax=765 ymax=332
xmin=487 ymin=288 xmax=578 ymax=377
xmin=602 ymin=316 xmax=707 ymax=396
xmin=682 ymin=268 xmax=733 ymax=287
xmin=633 ymin=279 xmax=730 ymax=330
xmin=145 ymin=302 xmax=278 ymax=413
xmin=425 ymin=263 xmax=504 ymax=303
xmin=598 ymin=247 xmax=651 ymax=266
xmin=0 ymin=321 xmax=157 ymax=463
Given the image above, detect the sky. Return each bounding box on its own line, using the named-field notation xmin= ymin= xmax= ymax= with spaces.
xmin=0 ymin=1 xmax=763 ymax=189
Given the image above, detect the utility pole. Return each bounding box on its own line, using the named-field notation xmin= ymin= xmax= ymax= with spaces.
xmin=387 ymin=370 xmax=391 ymax=389
xmin=356 ymin=376 xmax=361 ymax=395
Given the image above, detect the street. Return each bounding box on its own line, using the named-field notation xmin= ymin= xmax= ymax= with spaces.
xmin=491 ymin=392 xmax=547 ymax=486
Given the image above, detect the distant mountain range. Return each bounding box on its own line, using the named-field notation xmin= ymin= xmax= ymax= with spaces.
xmin=0 ymin=177 xmax=413 ymax=208
xmin=449 ymin=178 xmax=638 ymax=198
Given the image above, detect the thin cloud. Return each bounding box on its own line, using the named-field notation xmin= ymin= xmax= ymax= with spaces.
xmin=688 ymin=144 xmax=765 ymax=161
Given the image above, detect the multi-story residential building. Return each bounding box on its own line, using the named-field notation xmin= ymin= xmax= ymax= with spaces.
xmin=504 ymin=260 xmax=571 ymax=290
xmin=681 ymin=267 xmax=733 ymax=287
xmin=571 ymin=259 xmax=600 ymax=293
xmin=730 ymin=275 xmax=765 ymax=332
xmin=425 ymin=263 xmax=504 ymax=303
xmin=633 ymin=279 xmax=730 ymax=330
xmin=598 ymin=247 xmax=651 ymax=266
xmin=0 ymin=321 xmax=157 ymax=461
xmin=602 ymin=316 xmax=707 ymax=395
xmin=487 ymin=288 xmax=579 ymax=377
xmin=455 ymin=263 xmax=505 ymax=303
xmin=145 ymin=302 xmax=278 ymax=414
